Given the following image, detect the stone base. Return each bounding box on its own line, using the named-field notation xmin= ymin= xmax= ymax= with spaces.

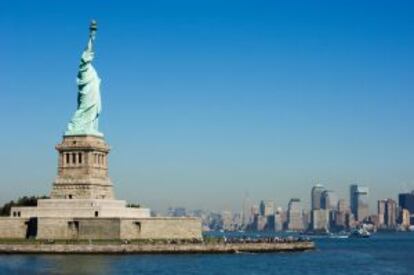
xmin=2 ymin=199 xmax=202 ymax=240
xmin=10 ymin=199 xmax=150 ymax=219
xmin=0 ymin=218 xmax=28 ymax=239
xmin=0 ymin=216 xmax=202 ymax=241
xmin=36 ymin=217 xmax=202 ymax=240
xmin=50 ymin=181 xmax=115 ymax=200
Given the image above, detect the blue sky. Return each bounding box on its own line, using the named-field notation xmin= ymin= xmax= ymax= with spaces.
xmin=1 ymin=0 xmax=414 ymax=213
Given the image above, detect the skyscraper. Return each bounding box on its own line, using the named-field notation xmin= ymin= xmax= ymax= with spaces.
xmin=248 ymin=204 xmax=259 ymax=227
xmin=377 ymin=199 xmax=396 ymax=229
xmin=399 ymin=192 xmax=414 ymax=212
xmin=378 ymin=200 xmax=386 ymax=226
xmin=384 ymin=199 xmax=397 ymax=228
xmin=241 ymin=192 xmax=251 ymax=226
xmin=335 ymin=199 xmax=350 ymax=229
xmin=311 ymin=184 xmax=325 ymax=210
xmin=400 ymin=209 xmax=411 ymax=229
xmin=399 ymin=191 xmax=414 ymax=224
xmin=319 ymin=190 xmax=338 ymax=230
xmin=337 ymin=199 xmax=349 ymax=213
xmin=321 ymin=190 xmax=338 ymax=210
xmin=259 ymin=200 xmax=274 ymax=216
xmin=259 ymin=200 xmax=266 ymax=216
xmin=274 ymin=207 xmax=285 ymax=231
xmin=264 ymin=201 xmax=275 ymax=216
xmin=350 ymin=185 xmax=369 ymax=222
xmin=221 ymin=210 xmax=233 ymax=231
xmin=311 ymin=209 xmax=329 ymax=231
xmin=287 ymin=198 xmax=304 ymax=231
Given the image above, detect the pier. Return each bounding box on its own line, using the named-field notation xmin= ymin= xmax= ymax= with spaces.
xmin=0 ymin=239 xmax=315 ymax=254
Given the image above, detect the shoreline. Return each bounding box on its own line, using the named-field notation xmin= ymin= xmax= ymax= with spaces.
xmin=0 ymin=241 xmax=315 ymax=254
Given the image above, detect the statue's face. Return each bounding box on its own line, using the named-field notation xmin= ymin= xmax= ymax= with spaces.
xmin=82 ymin=49 xmax=94 ymax=63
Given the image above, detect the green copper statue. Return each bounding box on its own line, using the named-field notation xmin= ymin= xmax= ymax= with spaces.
xmin=65 ymin=20 xmax=103 ymax=137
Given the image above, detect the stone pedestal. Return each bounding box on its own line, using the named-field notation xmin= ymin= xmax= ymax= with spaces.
xmin=1 ymin=134 xmax=202 ymax=241
xmin=50 ymin=135 xmax=114 ymax=200
xmin=40 ymin=135 xmax=151 ymax=220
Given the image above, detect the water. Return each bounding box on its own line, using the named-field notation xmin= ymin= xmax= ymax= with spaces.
xmin=0 ymin=232 xmax=413 ymax=274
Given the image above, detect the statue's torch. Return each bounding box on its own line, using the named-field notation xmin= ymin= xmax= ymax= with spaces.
xmin=89 ymin=20 xmax=98 ymax=41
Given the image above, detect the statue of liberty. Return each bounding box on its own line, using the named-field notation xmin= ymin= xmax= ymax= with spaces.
xmin=66 ymin=20 xmax=103 ymax=137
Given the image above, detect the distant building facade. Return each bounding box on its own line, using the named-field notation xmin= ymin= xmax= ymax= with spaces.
xmin=399 ymin=192 xmax=414 ymax=212
xmin=311 ymin=209 xmax=329 ymax=231
xmin=399 ymin=192 xmax=414 ymax=224
xmin=168 ymin=207 xmax=187 ymax=217
xmin=221 ymin=211 xmax=233 ymax=231
xmin=321 ymin=190 xmax=338 ymax=210
xmin=377 ymin=199 xmax=397 ymax=229
xmin=399 ymin=209 xmax=411 ymax=229
xmin=274 ymin=207 xmax=285 ymax=231
xmin=378 ymin=200 xmax=386 ymax=226
xmin=287 ymin=199 xmax=304 ymax=231
xmin=259 ymin=200 xmax=275 ymax=217
xmin=384 ymin=199 xmax=397 ymax=228
xmin=335 ymin=199 xmax=351 ymax=229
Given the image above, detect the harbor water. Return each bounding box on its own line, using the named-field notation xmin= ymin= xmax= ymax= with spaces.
xmin=0 ymin=232 xmax=413 ymax=274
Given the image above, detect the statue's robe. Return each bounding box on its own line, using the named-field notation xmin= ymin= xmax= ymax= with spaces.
xmin=66 ymin=38 xmax=102 ymax=136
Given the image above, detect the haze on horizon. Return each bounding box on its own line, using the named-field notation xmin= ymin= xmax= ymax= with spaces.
xmin=1 ymin=0 xmax=414 ymax=213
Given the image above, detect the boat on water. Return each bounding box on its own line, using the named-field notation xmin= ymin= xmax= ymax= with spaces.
xmin=350 ymin=228 xmax=371 ymax=238
xmin=329 ymin=233 xmax=349 ymax=239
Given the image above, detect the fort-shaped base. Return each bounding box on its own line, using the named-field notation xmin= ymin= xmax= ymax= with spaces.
xmin=11 ymin=199 xmax=150 ymax=219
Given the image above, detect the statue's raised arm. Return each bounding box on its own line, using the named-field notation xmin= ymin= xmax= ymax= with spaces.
xmin=65 ymin=20 xmax=103 ymax=137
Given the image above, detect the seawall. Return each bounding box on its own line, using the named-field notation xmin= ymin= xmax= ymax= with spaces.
xmin=0 ymin=241 xmax=315 ymax=254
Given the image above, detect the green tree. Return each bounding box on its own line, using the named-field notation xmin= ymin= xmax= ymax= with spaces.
xmin=0 ymin=195 xmax=49 ymax=216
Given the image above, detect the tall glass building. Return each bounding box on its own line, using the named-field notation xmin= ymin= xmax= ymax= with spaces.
xmin=350 ymin=185 xmax=369 ymax=222
xmin=399 ymin=192 xmax=414 ymax=213
xmin=399 ymin=192 xmax=414 ymax=224
xmin=321 ymin=190 xmax=338 ymax=210
xmin=311 ymin=184 xmax=325 ymax=210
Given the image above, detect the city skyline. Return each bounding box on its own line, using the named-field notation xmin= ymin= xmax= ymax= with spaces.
xmin=164 ymin=184 xmax=411 ymax=216
xmin=2 ymin=1 xmax=414 ymax=212
xmin=164 ymin=186 xmax=414 ymax=233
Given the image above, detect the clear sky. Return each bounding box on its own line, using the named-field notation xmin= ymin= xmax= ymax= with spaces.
xmin=1 ymin=0 xmax=414 ymax=213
